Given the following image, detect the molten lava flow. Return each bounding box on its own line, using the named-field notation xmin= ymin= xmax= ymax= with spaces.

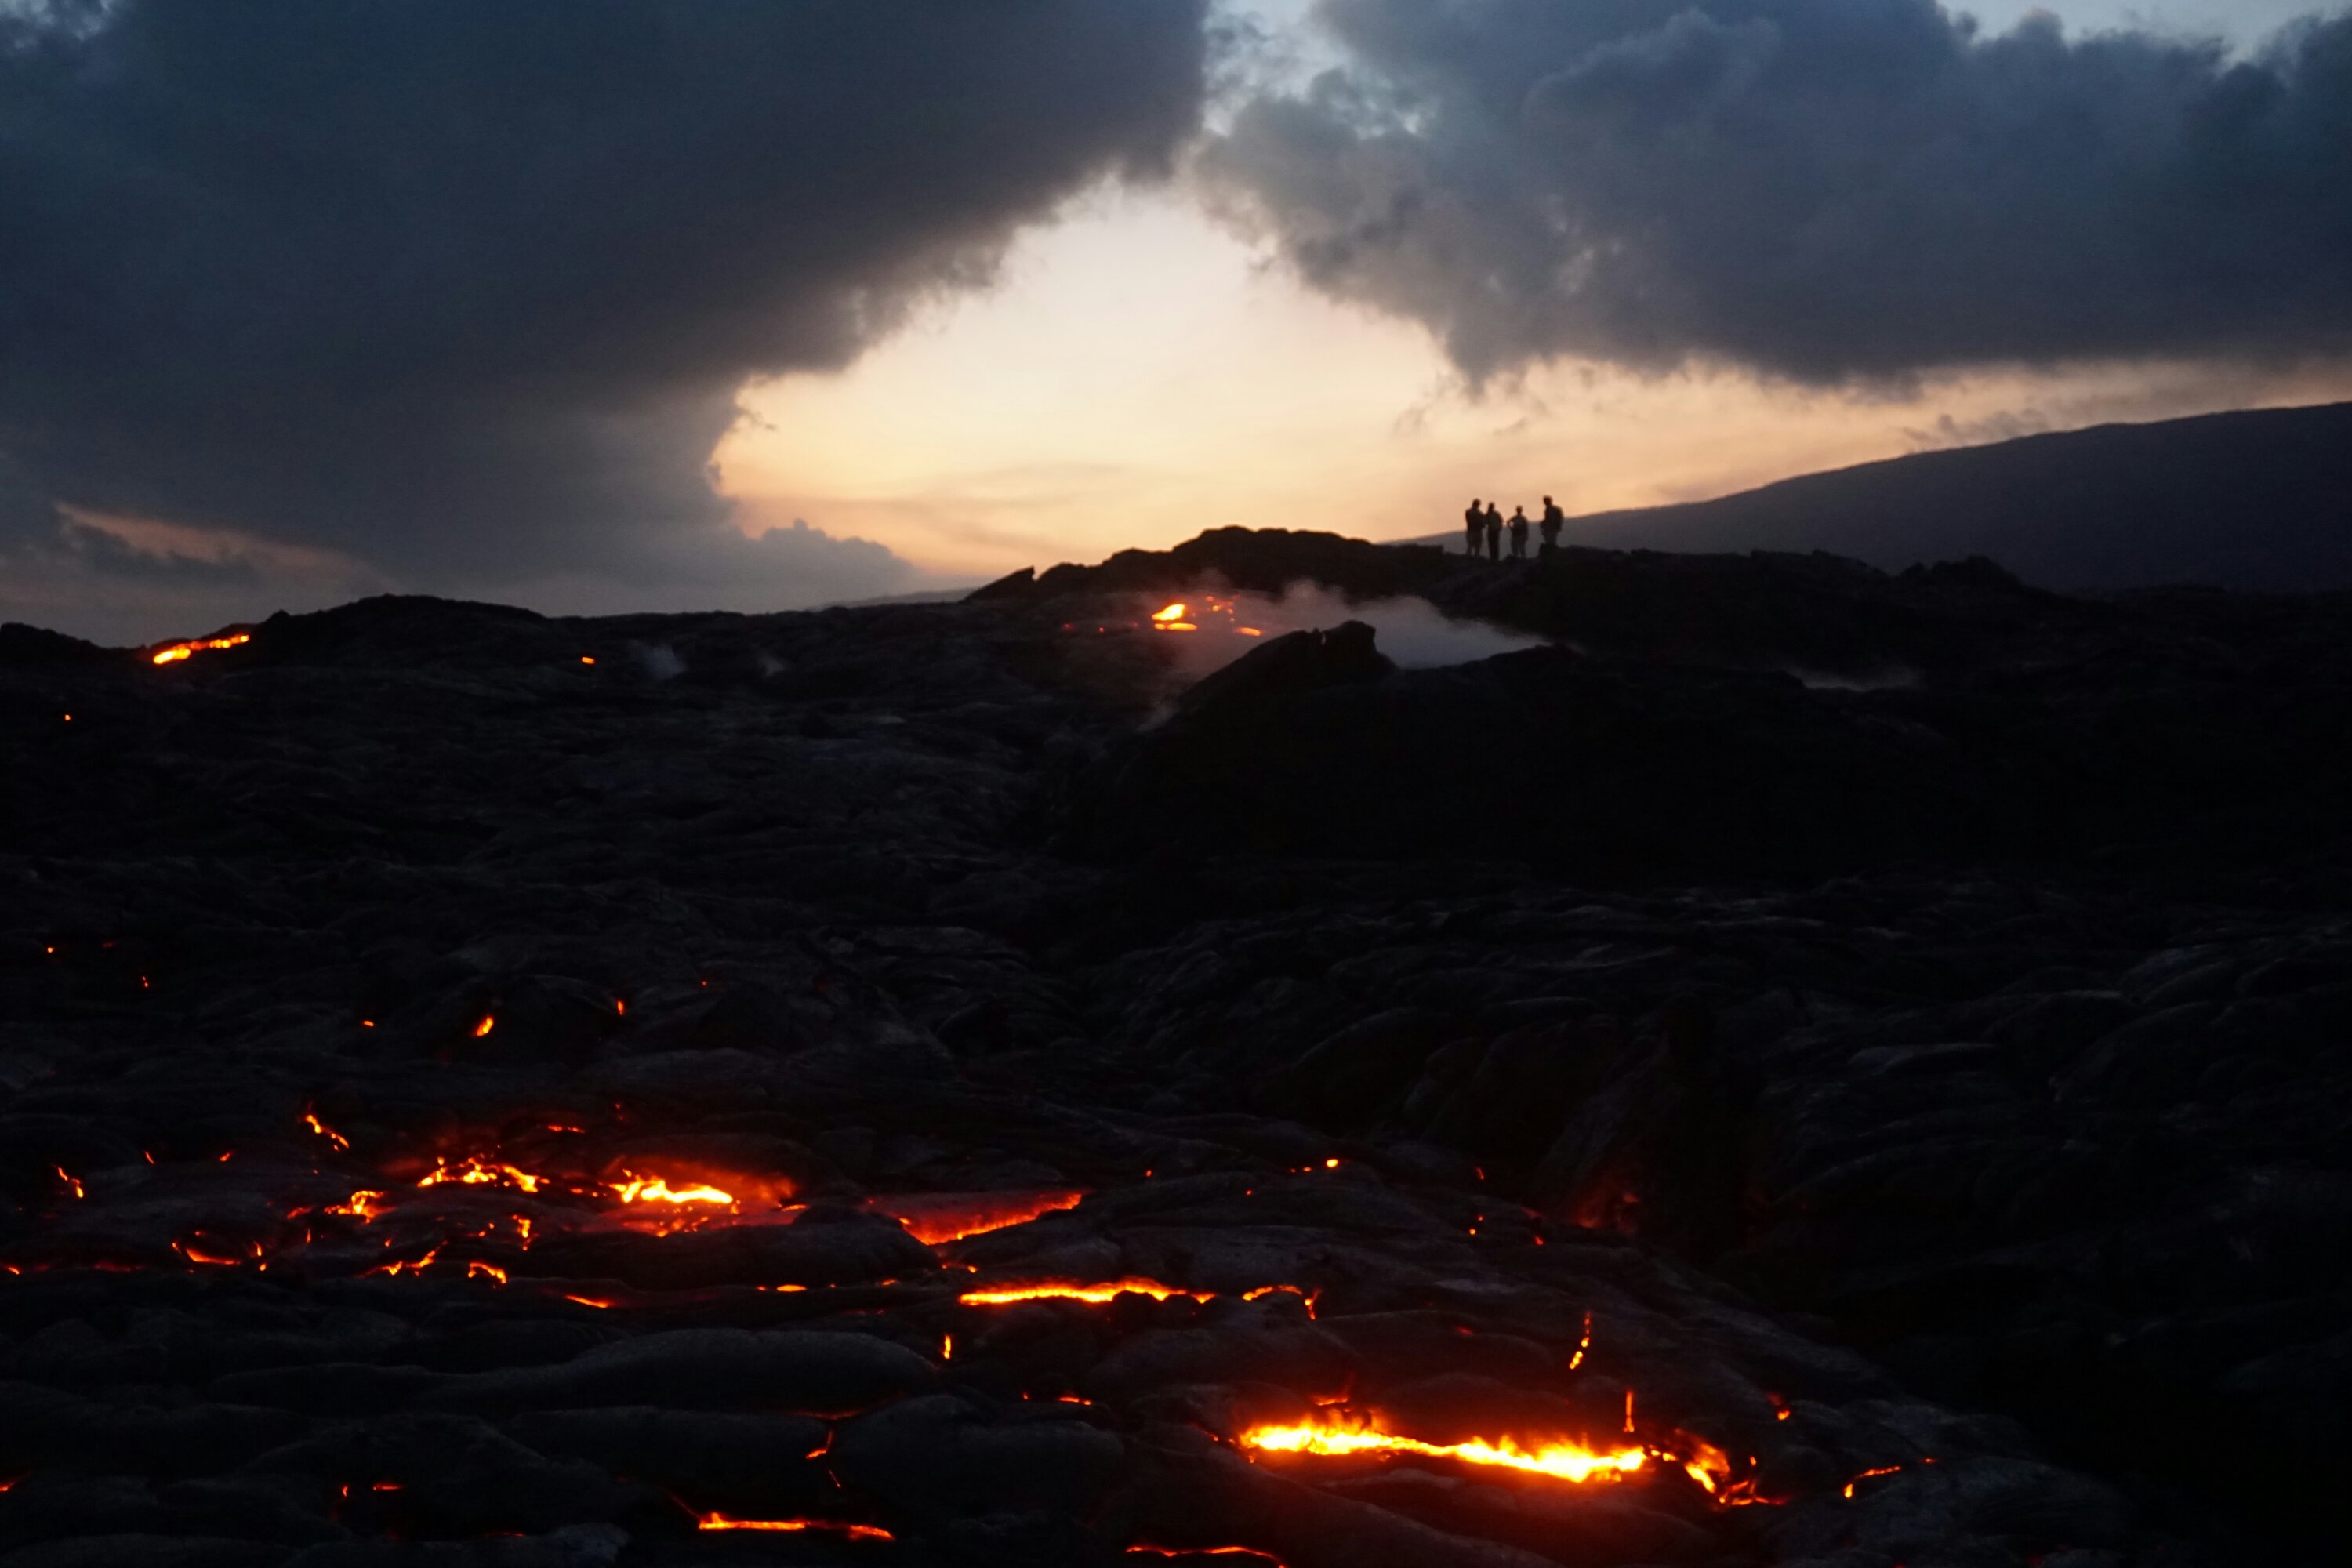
xmin=1127 ymin=1551 xmax=1287 ymax=1566
xmin=1240 ymin=1413 xmax=1649 ymax=1484
xmin=327 ymin=1190 xmax=387 ymax=1220
xmin=175 ymin=1236 xmax=259 ymax=1268
xmin=151 ymin=633 xmax=251 ymax=665
xmin=54 ymin=1166 xmax=84 ymax=1200
xmin=467 ymin=1261 xmax=508 ymax=1285
xmin=418 ymin=1156 xmax=543 ymax=1194
xmin=365 ymin=1246 xmax=442 ymax=1279
xmin=696 ymin=1515 xmax=893 ymax=1541
xmin=1151 ymin=603 xmax=1192 ymax=630
xmin=1842 ymin=1464 xmax=1902 ymax=1498
xmin=473 ymin=1014 xmax=496 ymax=1037
xmin=961 ymin=1278 xmax=1215 ymax=1306
xmin=872 ymin=1189 xmax=1084 ymax=1244
xmin=304 ymin=1111 xmax=350 ymax=1152
xmin=611 ymin=1174 xmax=735 ymax=1207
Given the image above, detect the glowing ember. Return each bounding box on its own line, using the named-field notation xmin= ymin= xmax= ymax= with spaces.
xmin=151 ymin=633 xmax=251 ymax=665
xmin=1240 ymin=1284 xmax=1318 ymax=1316
xmin=872 ymin=1189 xmax=1084 ymax=1244
xmin=611 ymin=1174 xmax=735 ymax=1207
xmin=365 ymin=1246 xmax=442 ymax=1278
xmin=961 ymin=1278 xmax=1214 ymax=1305
xmin=1240 ymin=1414 xmax=1647 ymax=1483
xmin=304 ymin=1111 xmax=350 ymax=1152
xmin=54 ymin=1166 xmax=84 ymax=1200
xmin=175 ymin=1236 xmax=258 ymax=1267
xmin=327 ymin=1189 xmax=387 ymax=1220
xmin=419 ymin=1156 xmax=542 ymax=1193
xmin=696 ymin=1515 xmax=893 ymax=1541
xmin=1843 ymin=1464 xmax=1902 ymax=1498
xmin=472 ymin=1014 xmax=496 ymax=1037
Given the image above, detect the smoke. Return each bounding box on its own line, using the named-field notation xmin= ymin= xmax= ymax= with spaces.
xmin=1145 ymin=579 xmax=1544 ymax=683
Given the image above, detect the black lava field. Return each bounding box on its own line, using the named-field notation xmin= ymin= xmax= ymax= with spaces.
xmin=5 ymin=529 xmax=2349 ymax=1568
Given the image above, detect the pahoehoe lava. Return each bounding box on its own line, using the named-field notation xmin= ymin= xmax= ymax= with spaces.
xmin=5 ymin=529 xmax=2349 ymax=1566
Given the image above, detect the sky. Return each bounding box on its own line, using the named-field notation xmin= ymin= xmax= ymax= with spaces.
xmin=3 ymin=0 xmax=2350 ymax=643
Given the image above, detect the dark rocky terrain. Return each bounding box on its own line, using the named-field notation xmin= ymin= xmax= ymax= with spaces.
xmin=5 ymin=529 xmax=2348 ymax=1567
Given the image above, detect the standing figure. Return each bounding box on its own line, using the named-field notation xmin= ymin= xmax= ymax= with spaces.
xmin=1508 ymin=506 xmax=1530 ymax=560
xmin=1484 ymin=502 xmax=1504 ymax=561
xmin=1540 ymin=495 xmax=1565 ymax=554
xmin=1464 ymin=498 xmax=1486 ymax=557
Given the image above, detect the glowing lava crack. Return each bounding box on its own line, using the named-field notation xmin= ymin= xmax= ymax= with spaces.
xmin=1240 ymin=1415 xmax=1650 ymax=1483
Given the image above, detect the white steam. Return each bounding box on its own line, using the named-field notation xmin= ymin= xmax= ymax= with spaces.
xmin=1149 ymin=580 xmax=1545 ymax=682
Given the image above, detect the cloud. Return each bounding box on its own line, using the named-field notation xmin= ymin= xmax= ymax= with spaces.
xmin=0 ymin=0 xmax=1210 ymax=630
xmin=1197 ymin=0 xmax=2352 ymax=383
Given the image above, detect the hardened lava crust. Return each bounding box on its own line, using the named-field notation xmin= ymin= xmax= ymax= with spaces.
xmin=5 ymin=532 xmax=2350 ymax=1567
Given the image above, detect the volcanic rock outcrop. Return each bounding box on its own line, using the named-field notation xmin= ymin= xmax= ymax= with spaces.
xmin=5 ymin=530 xmax=2347 ymax=1566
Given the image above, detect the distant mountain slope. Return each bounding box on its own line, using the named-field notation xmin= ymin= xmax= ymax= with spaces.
xmin=1537 ymin=401 xmax=2352 ymax=592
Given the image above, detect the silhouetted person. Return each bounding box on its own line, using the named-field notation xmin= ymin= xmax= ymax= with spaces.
xmin=1540 ymin=495 xmax=1564 ymax=554
xmin=1483 ymin=503 xmax=1503 ymax=561
xmin=1464 ymin=498 xmax=1484 ymax=557
xmin=1508 ymin=506 xmax=1530 ymax=560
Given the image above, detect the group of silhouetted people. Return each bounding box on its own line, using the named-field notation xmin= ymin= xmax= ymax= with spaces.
xmin=1463 ymin=495 xmax=1566 ymax=561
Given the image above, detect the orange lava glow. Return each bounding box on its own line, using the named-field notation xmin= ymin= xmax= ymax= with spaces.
xmin=365 ymin=1247 xmax=442 ymax=1278
xmin=419 ymin=1156 xmax=543 ymax=1194
xmin=611 ymin=1174 xmax=735 ymax=1207
xmin=175 ymin=1236 xmax=259 ymax=1267
xmin=1127 ymin=1550 xmax=1287 ymax=1566
xmin=873 ymin=1189 xmax=1084 ymax=1244
xmin=151 ymin=633 xmax=251 ymax=665
xmin=1843 ymin=1464 xmax=1902 ymax=1498
xmin=467 ymin=1261 xmax=509 ymax=1285
xmin=327 ymin=1189 xmax=387 ymax=1220
xmin=696 ymin=1515 xmax=893 ymax=1541
xmin=472 ymin=1014 xmax=496 ymax=1037
xmin=960 ymin=1278 xmax=1215 ymax=1306
xmin=1241 ymin=1414 xmax=1649 ymax=1483
xmin=564 ymin=1294 xmax=619 ymax=1309
xmin=304 ymin=1111 xmax=350 ymax=1152
xmin=54 ymin=1167 xmax=84 ymax=1200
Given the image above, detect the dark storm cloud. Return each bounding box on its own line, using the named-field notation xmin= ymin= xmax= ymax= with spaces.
xmin=0 ymin=0 xmax=1210 ymax=600
xmin=1199 ymin=0 xmax=2352 ymax=382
